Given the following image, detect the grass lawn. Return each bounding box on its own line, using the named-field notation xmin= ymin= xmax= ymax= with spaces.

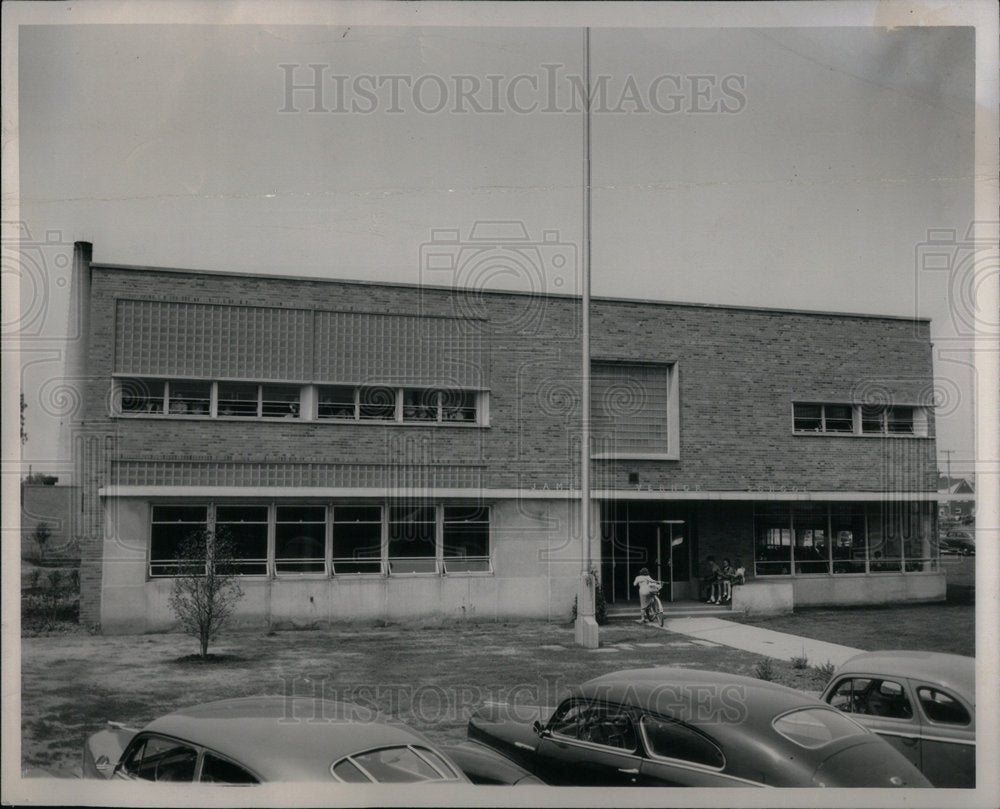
xmin=21 ymin=619 xmax=830 ymax=775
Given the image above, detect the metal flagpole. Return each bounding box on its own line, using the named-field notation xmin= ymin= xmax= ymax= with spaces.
xmin=575 ymin=26 xmax=598 ymax=648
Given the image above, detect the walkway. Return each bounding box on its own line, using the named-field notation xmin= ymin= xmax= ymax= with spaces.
xmin=657 ymin=616 xmax=862 ymax=667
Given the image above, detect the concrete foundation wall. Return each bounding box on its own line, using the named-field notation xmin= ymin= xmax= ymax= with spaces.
xmin=792 ymin=572 xmax=946 ymax=607
xmin=99 ymin=497 xmax=582 ymax=634
xmin=732 ymin=582 xmax=795 ymax=615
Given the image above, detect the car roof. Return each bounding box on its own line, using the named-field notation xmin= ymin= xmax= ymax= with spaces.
xmin=143 ymin=697 xmax=459 ymax=782
xmin=582 ymin=666 xmax=821 ymax=722
xmin=834 ymin=651 xmax=975 ymax=703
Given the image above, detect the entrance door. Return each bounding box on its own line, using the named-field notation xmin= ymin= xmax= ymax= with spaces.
xmin=601 ymin=502 xmax=692 ymax=603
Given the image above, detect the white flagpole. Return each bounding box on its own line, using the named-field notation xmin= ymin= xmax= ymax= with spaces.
xmin=575 ymin=26 xmax=598 ymax=648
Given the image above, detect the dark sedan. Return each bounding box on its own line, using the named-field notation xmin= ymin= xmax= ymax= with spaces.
xmin=82 ymin=696 xmax=538 ymax=785
xmin=468 ymin=667 xmax=932 ymax=787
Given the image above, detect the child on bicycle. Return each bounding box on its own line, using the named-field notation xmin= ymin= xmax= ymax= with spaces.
xmin=633 ymin=567 xmax=662 ymax=623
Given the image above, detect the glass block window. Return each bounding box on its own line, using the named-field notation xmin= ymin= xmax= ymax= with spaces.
xmin=150 ymin=505 xmax=208 ymax=577
xmin=332 ymin=505 xmax=383 ymax=574
xmin=275 ymin=505 xmax=326 ymax=574
xmin=318 ymin=386 xmax=357 ymax=420
xmin=388 ymin=504 xmax=437 ymax=573
xmin=443 ymin=506 xmax=490 ymax=573
xmin=215 ymin=505 xmax=269 ymax=575
xmin=591 ymin=362 xmax=669 ymax=454
xmin=120 ymin=378 xmax=166 ymax=414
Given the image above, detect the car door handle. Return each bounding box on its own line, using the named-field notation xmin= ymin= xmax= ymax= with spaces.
xmin=618 ymin=767 xmax=640 ymax=775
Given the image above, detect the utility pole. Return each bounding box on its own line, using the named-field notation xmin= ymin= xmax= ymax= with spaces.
xmin=942 ymin=449 xmax=954 ymax=520
xmin=574 ymin=26 xmax=598 ymax=649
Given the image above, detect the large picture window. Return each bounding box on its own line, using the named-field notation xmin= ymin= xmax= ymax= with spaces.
xmin=443 ymin=506 xmax=491 ymax=573
xmin=388 ymin=505 xmax=437 ymax=573
xmin=215 ymin=505 xmax=269 ymax=575
xmin=275 ymin=506 xmax=326 ymax=573
xmin=332 ymin=506 xmax=383 ymax=574
xmin=150 ymin=505 xmax=208 ymax=576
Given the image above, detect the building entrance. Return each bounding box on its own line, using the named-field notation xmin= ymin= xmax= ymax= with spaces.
xmin=600 ymin=501 xmax=693 ymax=604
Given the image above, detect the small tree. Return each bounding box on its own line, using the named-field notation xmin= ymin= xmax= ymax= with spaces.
xmin=32 ymin=521 xmax=52 ymax=563
xmin=167 ymin=528 xmax=244 ymax=658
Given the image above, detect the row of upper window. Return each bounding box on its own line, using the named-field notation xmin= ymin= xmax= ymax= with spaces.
xmin=118 ymin=378 xmax=482 ymax=424
xmin=149 ymin=503 xmax=490 ymax=578
xmin=793 ymin=403 xmax=925 ymax=436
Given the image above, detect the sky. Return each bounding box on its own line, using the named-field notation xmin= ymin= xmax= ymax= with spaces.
xmin=11 ymin=16 xmax=980 ymax=476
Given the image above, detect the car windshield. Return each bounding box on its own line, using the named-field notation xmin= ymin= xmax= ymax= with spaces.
xmin=772 ymin=708 xmax=867 ymax=748
xmin=331 ymin=745 xmax=459 ymax=783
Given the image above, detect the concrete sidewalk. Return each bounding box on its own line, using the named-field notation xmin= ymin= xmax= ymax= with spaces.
xmin=660 ymin=616 xmax=862 ymax=667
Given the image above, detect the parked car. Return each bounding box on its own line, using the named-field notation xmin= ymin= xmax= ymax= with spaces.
xmin=83 ymin=696 xmax=539 ymax=785
xmin=467 ymin=667 xmax=931 ymax=787
xmin=820 ymin=650 xmax=975 ymax=788
xmin=940 ymin=530 xmax=975 ymax=556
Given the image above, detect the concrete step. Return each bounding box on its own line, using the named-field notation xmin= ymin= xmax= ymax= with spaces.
xmin=605 ymin=602 xmax=743 ymax=621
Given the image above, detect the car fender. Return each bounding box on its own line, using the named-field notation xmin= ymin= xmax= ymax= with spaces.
xmin=83 ymin=723 xmax=138 ymax=779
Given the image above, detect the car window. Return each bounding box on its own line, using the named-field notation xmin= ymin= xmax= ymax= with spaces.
xmin=549 ymin=701 xmax=637 ymax=751
xmin=200 ymin=752 xmax=258 ymax=784
xmin=829 ymin=677 xmax=913 ymax=720
xmin=916 ymin=687 xmax=971 ymax=725
xmin=126 ymin=735 xmax=198 ymax=782
xmin=639 ymin=715 xmax=724 ymax=769
xmin=337 ymin=746 xmax=458 ymax=783
xmin=332 ymin=758 xmax=370 ymax=782
xmin=772 ymin=708 xmax=867 ymax=748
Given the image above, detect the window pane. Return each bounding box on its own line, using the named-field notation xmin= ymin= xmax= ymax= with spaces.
xmin=576 ymin=705 xmax=637 ymax=751
xmin=218 ymin=382 xmax=259 ymax=417
xmin=261 ymin=384 xmax=300 ymax=418
xmin=120 ymin=378 xmax=165 ymax=414
xmin=403 ymin=389 xmax=439 ymax=421
xmin=917 ymin=687 xmax=970 ymax=725
xmin=824 ymin=405 xmax=853 ymax=432
xmin=200 ymin=753 xmax=259 ymax=784
xmin=861 ymin=405 xmax=885 ymax=434
xmin=793 ymin=505 xmax=829 ymax=574
xmin=168 ymin=381 xmax=211 ymax=415
xmin=440 ymin=390 xmax=476 ymax=422
xmin=150 ymin=506 xmax=208 ymax=576
xmin=591 ymin=363 xmax=668 ymax=453
xmin=772 ymin=708 xmax=866 ymax=749
xmin=855 ymin=679 xmax=913 ymax=720
xmin=215 ymin=505 xmax=269 ymax=575
xmin=359 ymin=386 xmax=396 ymax=420
xmin=318 ymin=386 xmax=356 ymax=419
xmin=332 ymin=758 xmax=371 ymax=783
xmin=755 ymin=509 xmax=791 ymax=575
xmin=443 ymin=506 xmax=489 ymax=572
xmin=887 ymin=406 xmax=914 ymax=434
xmin=275 ymin=506 xmax=326 ymax=573
xmin=349 ymin=746 xmax=451 ymax=783
xmin=640 ymin=716 xmax=724 ymax=768
xmin=832 ymin=506 xmax=867 ymax=573
xmin=137 ymin=736 xmax=198 ymax=782
xmin=793 ymin=404 xmax=823 ymax=432
xmin=389 ymin=505 xmax=436 ymax=573
xmin=333 ymin=505 xmax=382 ymax=574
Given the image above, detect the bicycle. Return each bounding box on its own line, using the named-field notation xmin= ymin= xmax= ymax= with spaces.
xmin=641 ymin=582 xmax=665 ymax=626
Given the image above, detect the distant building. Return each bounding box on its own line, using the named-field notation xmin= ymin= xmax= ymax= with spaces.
xmin=938 ymin=476 xmax=975 ymax=522
xmin=64 ymin=242 xmax=944 ymax=633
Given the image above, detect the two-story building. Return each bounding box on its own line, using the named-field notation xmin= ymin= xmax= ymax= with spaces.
xmin=65 ymin=242 xmax=944 ymax=633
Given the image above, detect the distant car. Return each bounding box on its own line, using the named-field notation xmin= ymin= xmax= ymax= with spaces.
xmin=467 ymin=667 xmax=931 ymax=787
xmin=83 ymin=696 xmax=539 ymax=785
xmin=820 ymin=651 xmax=975 ymax=788
xmin=940 ymin=531 xmax=975 ymax=556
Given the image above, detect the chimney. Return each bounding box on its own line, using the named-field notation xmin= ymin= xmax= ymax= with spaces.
xmin=60 ymin=242 xmax=93 ymax=476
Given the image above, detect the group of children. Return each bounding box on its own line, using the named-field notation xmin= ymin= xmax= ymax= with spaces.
xmin=701 ymin=555 xmax=745 ymax=604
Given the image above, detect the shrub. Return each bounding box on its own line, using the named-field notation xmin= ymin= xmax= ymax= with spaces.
xmin=571 ymin=568 xmax=608 ymax=625
xmin=791 ymin=653 xmax=809 ymax=670
xmin=753 ymin=658 xmax=776 ymax=681
xmin=813 ymin=660 xmax=837 ymax=685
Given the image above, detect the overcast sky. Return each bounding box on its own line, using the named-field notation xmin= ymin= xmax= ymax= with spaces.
xmin=14 ymin=20 xmax=978 ymax=473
